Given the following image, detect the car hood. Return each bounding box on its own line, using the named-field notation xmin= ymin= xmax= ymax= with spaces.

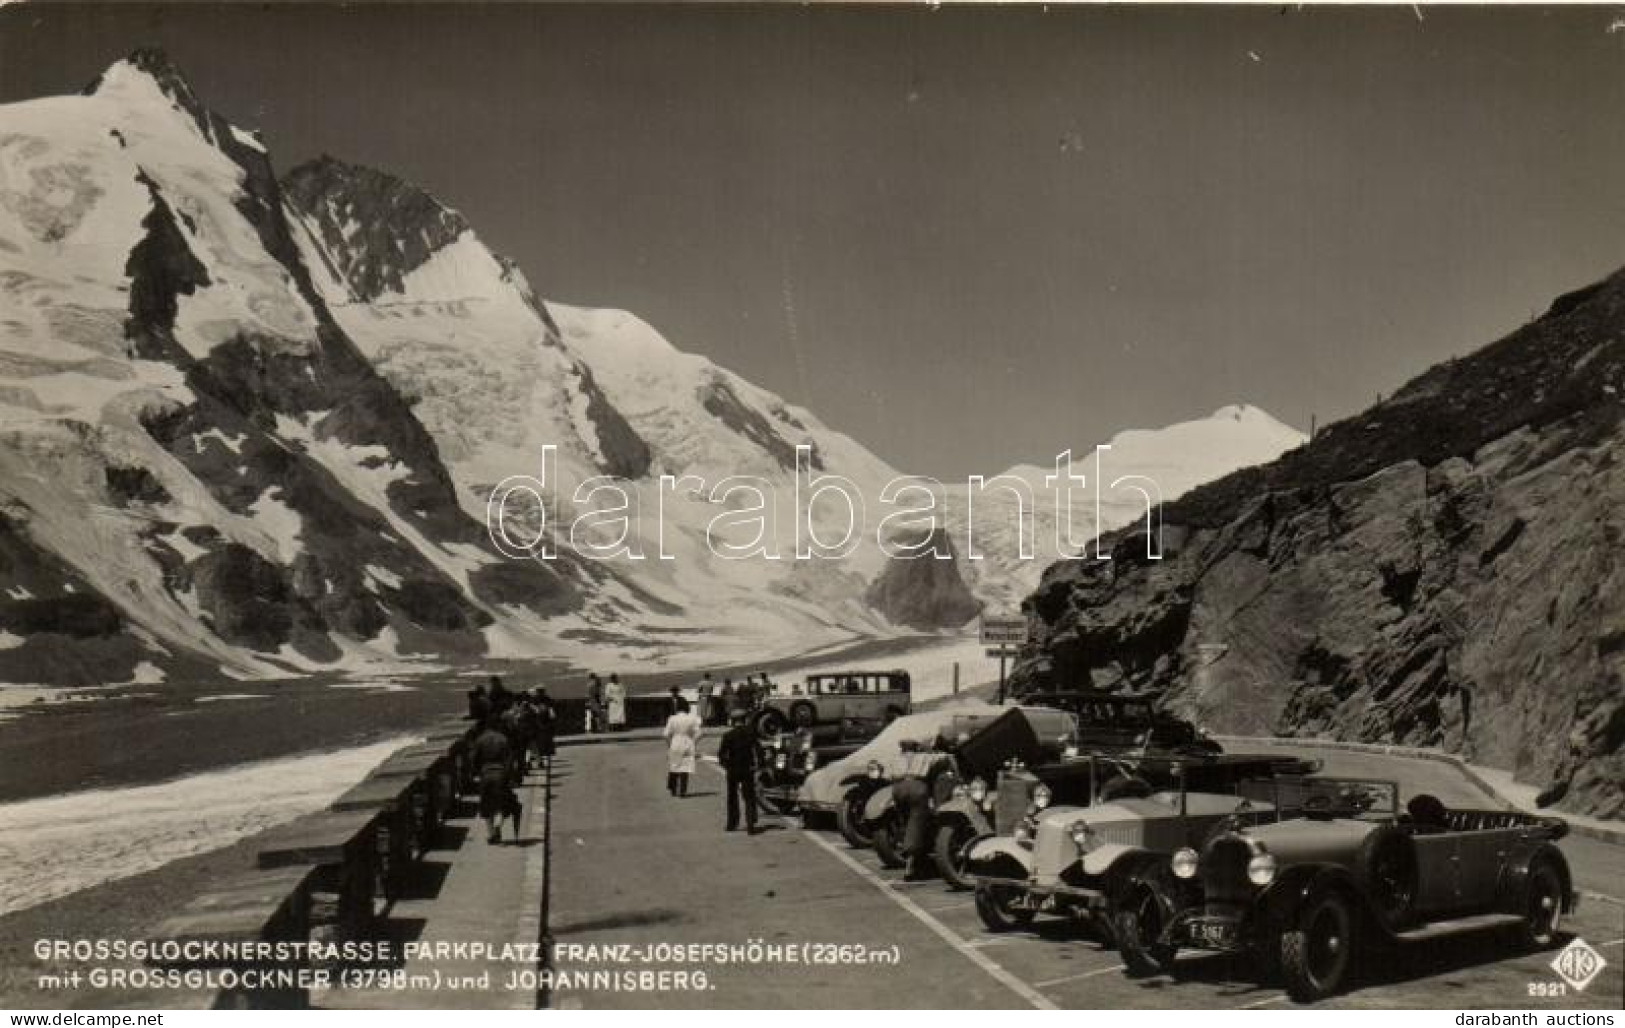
xmin=1235 ymin=817 xmax=1382 ymax=867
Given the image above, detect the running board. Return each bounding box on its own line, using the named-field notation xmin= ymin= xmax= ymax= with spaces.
xmin=1393 ymin=913 xmax=1524 ymax=942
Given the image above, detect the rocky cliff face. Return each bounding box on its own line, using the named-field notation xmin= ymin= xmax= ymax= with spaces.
xmin=1012 ymin=270 xmax=1625 ymax=817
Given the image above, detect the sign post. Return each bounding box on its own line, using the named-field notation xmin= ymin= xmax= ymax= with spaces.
xmin=979 ymin=615 xmax=1026 ymax=704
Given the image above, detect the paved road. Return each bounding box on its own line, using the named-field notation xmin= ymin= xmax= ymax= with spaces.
xmin=544 ymin=739 xmax=1625 ymax=1009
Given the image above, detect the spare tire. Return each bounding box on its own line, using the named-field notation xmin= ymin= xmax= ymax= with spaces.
xmin=753 ymin=708 xmax=788 ymax=739
xmin=789 ymin=701 xmax=818 ymax=729
xmin=1355 ymin=826 xmax=1418 ymax=929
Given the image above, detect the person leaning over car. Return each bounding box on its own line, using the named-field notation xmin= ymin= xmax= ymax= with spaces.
xmin=891 ymin=738 xmax=951 ymax=880
xmin=716 ymin=708 xmax=760 ymax=834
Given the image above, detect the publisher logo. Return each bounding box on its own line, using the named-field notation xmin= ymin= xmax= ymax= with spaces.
xmin=1550 ymin=938 xmax=1606 ymax=992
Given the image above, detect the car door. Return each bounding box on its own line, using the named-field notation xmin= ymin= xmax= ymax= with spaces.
xmin=850 ymin=676 xmax=881 ymax=722
xmin=1456 ymin=827 xmax=1521 ymax=909
xmin=1410 ymin=831 xmax=1463 ymax=916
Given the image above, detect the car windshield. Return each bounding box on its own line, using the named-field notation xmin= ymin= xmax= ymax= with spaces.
xmin=1238 ymin=776 xmax=1399 ymax=818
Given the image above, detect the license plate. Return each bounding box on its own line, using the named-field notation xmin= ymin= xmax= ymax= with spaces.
xmin=1195 ymin=922 xmax=1235 ymax=947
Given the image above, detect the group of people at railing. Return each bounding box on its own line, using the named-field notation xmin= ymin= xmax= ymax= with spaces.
xmin=465 ymin=675 xmax=557 ymax=843
xmin=684 ymin=670 xmax=776 ymax=727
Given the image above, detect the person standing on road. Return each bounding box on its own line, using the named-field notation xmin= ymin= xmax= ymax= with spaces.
xmin=720 ymin=678 xmax=737 ymax=720
xmin=585 ymin=674 xmax=605 ymax=734
xmin=716 ymin=709 xmax=759 ymax=833
xmin=696 ymin=673 xmax=715 ymax=725
xmin=532 ymin=687 xmax=557 ymax=764
xmin=662 ymin=697 xmax=703 ymax=797
xmin=470 ymin=718 xmax=514 ymax=844
xmin=606 ymin=673 xmax=627 ymax=731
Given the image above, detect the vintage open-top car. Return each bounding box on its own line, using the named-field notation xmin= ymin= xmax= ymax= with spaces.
xmin=753 ymin=669 xmax=913 ymax=739
xmin=961 ymin=754 xmax=1318 ymax=934
xmin=926 ymin=695 xmax=1230 ymax=886
xmin=1116 ymin=776 xmax=1577 ymax=1002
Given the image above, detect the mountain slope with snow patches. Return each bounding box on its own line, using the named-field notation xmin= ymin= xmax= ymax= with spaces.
xmin=0 ymin=50 xmax=576 ymax=684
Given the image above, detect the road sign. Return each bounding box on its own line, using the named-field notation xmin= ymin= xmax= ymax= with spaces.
xmin=979 ymin=616 xmax=1025 ymax=647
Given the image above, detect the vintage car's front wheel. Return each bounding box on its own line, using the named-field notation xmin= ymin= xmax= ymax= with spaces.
xmin=836 ymin=787 xmax=877 ymax=849
xmin=933 ymin=823 xmax=976 ymax=890
xmin=1112 ymin=888 xmax=1177 ymax=978
xmin=1280 ymin=890 xmax=1355 ymax=1003
xmin=1514 ymin=861 xmax=1565 ymax=950
xmin=975 ymin=885 xmax=1036 ymax=933
xmin=871 ymin=814 xmax=906 ymax=869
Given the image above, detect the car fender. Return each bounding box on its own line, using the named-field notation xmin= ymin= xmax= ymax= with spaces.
xmin=933 ymin=800 xmax=992 ymax=837
xmin=1260 ymin=863 xmax=1365 ymax=931
xmin=1079 ymin=842 xmax=1145 ymax=878
xmin=965 ymin=835 xmax=1034 ymax=875
xmin=1106 ymin=849 xmax=1184 ymax=907
xmin=863 ymin=784 xmax=897 ymax=824
xmin=1496 ymin=841 xmax=1575 ymax=914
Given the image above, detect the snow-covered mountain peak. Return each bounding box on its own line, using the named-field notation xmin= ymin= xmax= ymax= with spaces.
xmin=1002 ymin=404 xmax=1306 ymax=493
xmin=87 ymin=48 xmax=201 ymax=113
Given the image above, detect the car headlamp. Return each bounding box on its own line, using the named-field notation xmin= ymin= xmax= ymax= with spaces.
xmin=1063 ymin=744 xmax=1079 ymax=759
xmin=1247 ymin=850 xmax=1277 ymax=886
xmin=1014 ymin=819 xmax=1035 ymax=844
xmin=1069 ymin=819 xmax=1095 ymax=852
xmin=1171 ymin=847 xmax=1199 ymax=879
xmin=867 ymin=761 xmax=884 ymax=780
xmin=1032 ymin=784 xmax=1053 ymax=810
xmin=803 ymin=753 xmax=817 ymax=772
xmin=800 ymin=737 xmax=813 ymax=754
xmin=774 ymin=753 xmax=788 ymax=770
xmin=968 ymin=778 xmax=988 ymax=803
xmin=772 ymin=736 xmax=785 ymax=752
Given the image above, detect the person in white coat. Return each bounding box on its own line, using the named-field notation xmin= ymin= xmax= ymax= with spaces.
xmin=606 ymin=673 xmax=627 ymax=731
xmin=662 ymin=697 xmax=703 ymax=797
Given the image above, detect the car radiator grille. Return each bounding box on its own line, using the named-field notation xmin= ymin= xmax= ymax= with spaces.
xmin=994 ymin=776 xmax=1033 ymax=835
xmin=1201 ymin=836 xmax=1254 ymax=910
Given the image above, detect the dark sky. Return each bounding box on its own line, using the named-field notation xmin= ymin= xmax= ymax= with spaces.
xmin=5 ymin=3 xmax=1624 ymax=478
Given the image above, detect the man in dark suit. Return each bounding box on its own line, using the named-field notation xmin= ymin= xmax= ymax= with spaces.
xmin=715 ymin=709 xmax=759 ymax=834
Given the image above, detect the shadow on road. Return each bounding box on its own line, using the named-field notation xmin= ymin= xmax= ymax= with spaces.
xmin=554 ymin=908 xmax=688 ymax=935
